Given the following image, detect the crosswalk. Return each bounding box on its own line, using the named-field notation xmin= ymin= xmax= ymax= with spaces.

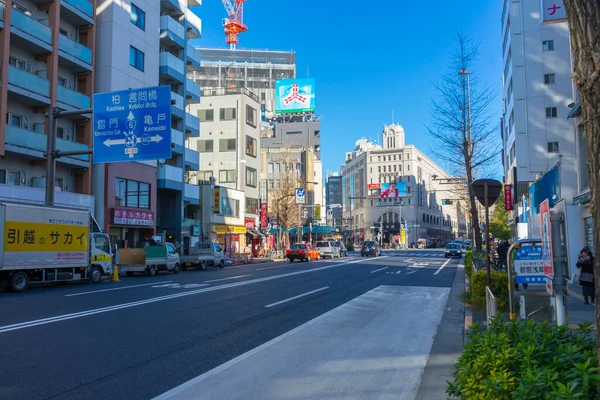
xmin=381 ymin=251 xmax=446 ymax=258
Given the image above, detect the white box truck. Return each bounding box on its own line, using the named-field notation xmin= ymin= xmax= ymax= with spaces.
xmin=0 ymin=202 xmax=113 ymax=292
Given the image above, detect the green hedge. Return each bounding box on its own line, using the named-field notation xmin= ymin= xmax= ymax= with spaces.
xmin=464 ymin=249 xmax=473 ymax=278
xmin=346 ymin=243 xmax=354 ymax=251
xmin=470 ymin=270 xmax=509 ymax=312
xmin=447 ymin=319 xmax=599 ymax=399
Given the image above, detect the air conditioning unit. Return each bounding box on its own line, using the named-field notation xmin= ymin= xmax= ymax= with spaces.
xmin=23 ymin=117 xmax=30 ymax=129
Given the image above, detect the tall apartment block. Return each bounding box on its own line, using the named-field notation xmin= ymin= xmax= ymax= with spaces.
xmin=93 ymin=0 xmax=201 ymax=247
xmin=0 ymin=0 xmax=96 ymax=210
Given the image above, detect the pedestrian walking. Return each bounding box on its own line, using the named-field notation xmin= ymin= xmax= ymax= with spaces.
xmin=576 ymin=247 xmax=595 ymax=304
xmin=497 ymin=240 xmax=509 ymax=269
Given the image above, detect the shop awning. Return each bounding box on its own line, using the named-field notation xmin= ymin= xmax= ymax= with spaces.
xmin=288 ymin=226 xmax=336 ymax=235
xmin=246 ymin=229 xmax=263 ymax=237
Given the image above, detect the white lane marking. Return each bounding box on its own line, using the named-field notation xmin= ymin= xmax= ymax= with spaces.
xmin=256 ymin=265 xmax=285 ymax=271
xmin=65 ymin=281 xmax=174 ymax=297
xmin=370 ymin=267 xmax=388 ymax=274
xmin=1 ymin=257 xmax=386 ymax=334
xmin=152 ymin=283 xmax=210 ymax=289
xmin=204 ymin=275 xmax=251 ymax=283
xmin=434 ymin=258 xmax=452 ymax=275
xmin=264 ymin=287 xmax=329 ymax=308
xmin=406 ymin=271 xmax=418 ymax=275
xmin=404 ymin=258 xmax=413 ymax=262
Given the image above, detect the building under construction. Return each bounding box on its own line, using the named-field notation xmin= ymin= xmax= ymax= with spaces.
xmin=187 ymin=48 xmax=296 ymax=116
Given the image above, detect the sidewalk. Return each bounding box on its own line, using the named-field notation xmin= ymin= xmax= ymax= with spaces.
xmin=567 ymin=283 xmax=597 ymax=328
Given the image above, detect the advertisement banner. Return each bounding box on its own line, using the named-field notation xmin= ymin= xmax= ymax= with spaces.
xmin=368 ymin=183 xmax=381 ymax=189
xmin=314 ymin=205 xmax=321 ymax=220
xmin=275 ymin=79 xmax=316 ymax=114
xmin=244 ymin=218 xmax=256 ymax=230
xmin=260 ymin=202 xmax=268 ymax=228
xmin=112 ymin=208 xmax=155 ymax=226
xmin=540 ymin=0 xmax=566 ymax=23
xmin=213 ymin=186 xmax=221 ymax=214
xmin=380 ymin=181 xmax=408 ymax=198
xmin=504 ymin=184 xmax=514 ymax=211
xmin=540 ymin=199 xmax=554 ymax=278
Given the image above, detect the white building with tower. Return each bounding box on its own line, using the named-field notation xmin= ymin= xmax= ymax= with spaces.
xmin=341 ymin=124 xmax=465 ymax=247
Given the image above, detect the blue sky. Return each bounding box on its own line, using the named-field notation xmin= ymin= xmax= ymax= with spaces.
xmin=190 ymin=0 xmax=502 ymax=178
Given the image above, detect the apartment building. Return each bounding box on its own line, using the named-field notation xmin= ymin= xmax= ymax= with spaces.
xmin=93 ymin=0 xmax=202 ymax=247
xmin=0 ymin=0 xmax=96 ymax=210
xmin=326 ymin=173 xmax=343 ymax=228
xmin=341 ymin=124 xmax=463 ymax=246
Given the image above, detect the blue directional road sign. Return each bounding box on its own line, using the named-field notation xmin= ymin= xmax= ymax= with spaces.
xmin=93 ymin=85 xmax=172 ymax=164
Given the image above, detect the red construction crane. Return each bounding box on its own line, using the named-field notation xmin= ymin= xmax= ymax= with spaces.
xmin=221 ymin=0 xmax=247 ymax=50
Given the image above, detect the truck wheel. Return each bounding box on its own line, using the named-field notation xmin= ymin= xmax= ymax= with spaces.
xmin=172 ymin=263 xmax=180 ymax=274
xmin=148 ymin=265 xmax=158 ymax=276
xmin=89 ymin=267 xmax=103 ymax=283
xmin=219 ymin=260 xmax=225 ymax=269
xmin=9 ymin=272 xmax=29 ymax=292
xmin=200 ymin=261 xmax=207 ymax=271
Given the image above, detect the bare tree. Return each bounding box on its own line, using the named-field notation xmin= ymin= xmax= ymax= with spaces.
xmin=562 ymin=0 xmax=600 ymax=364
xmin=427 ymin=33 xmax=500 ymax=252
xmin=268 ymin=153 xmax=302 ymax=249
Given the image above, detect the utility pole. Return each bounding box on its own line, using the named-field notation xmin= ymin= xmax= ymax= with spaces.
xmin=551 ymin=210 xmax=568 ymax=326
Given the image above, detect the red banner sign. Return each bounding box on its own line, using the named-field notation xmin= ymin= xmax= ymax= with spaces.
xmin=368 ymin=183 xmax=381 ymax=189
xmin=112 ymin=208 xmax=155 ymax=226
xmin=244 ymin=218 xmax=256 ymax=230
xmin=260 ymin=202 xmax=268 ymax=228
xmin=504 ymin=184 xmax=514 ymax=211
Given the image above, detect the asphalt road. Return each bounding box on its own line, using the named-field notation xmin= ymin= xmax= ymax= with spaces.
xmin=0 ymin=249 xmax=460 ymax=400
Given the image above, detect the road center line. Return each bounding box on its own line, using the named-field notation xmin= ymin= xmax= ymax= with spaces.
xmin=370 ymin=267 xmax=388 ymax=273
xmin=0 ymin=257 xmax=386 ymax=334
xmin=434 ymin=258 xmax=452 ymax=275
xmin=256 ymin=265 xmax=284 ymax=271
xmin=204 ymin=275 xmax=251 ymax=283
xmin=65 ymin=281 xmax=174 ymax=297
xmin=264 ymin=287 xmax=329 ymax=308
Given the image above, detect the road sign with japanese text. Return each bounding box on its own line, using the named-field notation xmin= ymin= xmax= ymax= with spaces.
xmin=93 ymin=86 xmax=172 ymax=164
xmin=514 ymin=244 xmax=546 ymax=284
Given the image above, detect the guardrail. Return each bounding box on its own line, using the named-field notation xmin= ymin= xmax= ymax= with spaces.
xmin=486 ymin=286 xmax=497 ymax=329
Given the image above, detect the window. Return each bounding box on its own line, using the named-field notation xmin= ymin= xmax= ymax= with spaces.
xmin=543 ymin=40 xmax=554 ymax=51
xmin=245 ymin=136 xmax=257 ymax=157
xmin=246 ymin=197 xmax=259 ymax=214
xmin=129 ymin=46 xmax=144 ymax=71
xmin=197 ymin=171 xmax=213 ymax=181
xmin=221 ymin=197 xmax=239 ymax=217
xmin=6 ymin=112 xmax=22 ymax=127
xmin=0 ymin=169 xmax=20 ymax=186
xmin=130 ymin=4 xmax=145 ymax=30
xmin=197 ymin=139 xmax=213 ymax=153
xmin=268 ymin=163 xmax=273 ymax=173
xmin=219 ymin=107 xmax=236 ymax=121
xmin=544 ymin=73 xmax=556 ymax=84
xmin=219 ymin=138 xmax=236 ymax=152
xmin=546 ymin=107 xmax=558 ymax=118
xmin=197 ymin=109 xmax=214 ymax=122
xmin=115 ymin=178 xmax=150 ymax=209
xmin=219 ymin=170 xmax=236 ymax=183
xmin=547 ymin=141 xmax=559 ymax=153
xmin=246 ymin=167 xmax=257 ymax=187
xmin=246 ymin=105 xmax=257 ymax=127
xmin=94 ymin=235 xmax=111 ymax=254
xmin=287 ymin=131 xmax=302 ymax=135
xmin=274 ymin=163 xmax=280 ymax=173
xmin=8 ymin=56 xmax=25 ymax=70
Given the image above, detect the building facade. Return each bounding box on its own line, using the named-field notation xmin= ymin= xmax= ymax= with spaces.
xmin=0 ymin=0 xmax=96 ymax=208
xmin=341 ymin=125 xmax=463 ymax=247
xmin=93 ymin=0 xmax=201 ymax=247
xmin=326 ymin=173 xmax=343 ymax=229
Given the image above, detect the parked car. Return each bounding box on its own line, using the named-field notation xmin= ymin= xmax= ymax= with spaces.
xmin=464 ymin=239 xmax=472 ymax=249
xmin=445 ymin=243 xmax=463 ymax=258
xmin=334 ymin=241 xmax=348 ymax=257
xmin=286 ymin=243 xmax=320 ymax=262
xmin=315 ymin=241 xmax=340 ymax=259
xmin=361 ymin=240 xmax=380 ymax=257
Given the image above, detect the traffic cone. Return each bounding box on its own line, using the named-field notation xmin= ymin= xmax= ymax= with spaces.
xmin=112 ymin=265 xmax=120 ymax=282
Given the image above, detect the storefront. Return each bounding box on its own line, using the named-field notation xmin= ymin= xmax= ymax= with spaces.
xmin=214 ymin=224 xmax=247 ymax=257
xmin=245 ymin=217 xmax=265 ymax=257
xmin=110 ymin=208 xmax=156 ymax=249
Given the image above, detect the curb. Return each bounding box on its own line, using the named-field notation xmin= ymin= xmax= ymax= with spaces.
xmin=463 ymin=266 xmax=472 ymax=344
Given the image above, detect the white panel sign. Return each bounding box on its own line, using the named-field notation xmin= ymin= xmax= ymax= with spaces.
xmin=295 ymin=188 xmax=306 ymax=204
xmin=540 ymin=0 xmax=567 ymax=23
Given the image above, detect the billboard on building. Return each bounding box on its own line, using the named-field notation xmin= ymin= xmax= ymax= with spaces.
xmin=275 ymin=79 xmax=316 ymax=114
xmin=540 ymin=0 xmax=566 ymax=23
xmin=380 ymin=182 xmax=407 ymax=198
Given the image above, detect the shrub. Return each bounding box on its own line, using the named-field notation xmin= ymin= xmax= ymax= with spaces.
xmin=469 ymin=270 xmax=509 ymax=312
xmin=346 ymin=243 xmax=354 ymax=251
xmin=464 ymin=249 xmax=473 ymax=278
xmin=447 ymin=319 xmax=599 ymax=399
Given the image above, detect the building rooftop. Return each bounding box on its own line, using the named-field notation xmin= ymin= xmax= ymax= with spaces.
xmin=194 ymin=48 xmax=296 ymax=64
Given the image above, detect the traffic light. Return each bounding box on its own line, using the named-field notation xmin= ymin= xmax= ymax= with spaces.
xmin=442 ymin=199 xmax=453 ymax=205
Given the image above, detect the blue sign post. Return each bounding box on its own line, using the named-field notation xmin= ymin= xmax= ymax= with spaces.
xmin=514 ymin=244 xmax=546 ymax=284
xmin=93 ymin=85 xmax=172 ymax=164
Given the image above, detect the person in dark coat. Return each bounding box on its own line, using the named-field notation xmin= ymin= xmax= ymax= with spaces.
xmin=497 ymin=240 xmax=509 ymax=269
xmin=576 ymin=247 xmax=595 ymax=304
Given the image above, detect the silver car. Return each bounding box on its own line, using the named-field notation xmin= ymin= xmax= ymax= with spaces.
xmin=315 ymin=241 xmax=340 ymax=259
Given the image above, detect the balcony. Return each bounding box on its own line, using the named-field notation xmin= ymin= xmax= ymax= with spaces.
xmin=7 ymin=66 xmax=50 ymax=101
xmin=0 ymin=2 xmax=4 ymax=29
xmin=171 ymin=91 xmax=185 ymax=119
xmin=171 ymin=128 xmax=184 ymax=154
xmin=160 ymin=0 xmax=184 ymax=18
xmin=61 ymin=0 xmax=94 ymax=25
xmin=187 ymin=0 xmax=201 ymax=7
xmin=58 ymin=34 xmax=92 ymax=70
xmin=185 ymin=113 xmax=200 ymax=137
xmin=57 ymin=85 xmax=90 ymax=109
xmin=186 ymin=78 xmax=200 ymax=103
xmin=158 ymin=165 xmax=184 ymax=191
xmin=184 ymin=147 xmax=200 ymax=170
xmin=184 ymin=183 xmax=200 ymax=205
xmin=159 ymin=52 xmax=185 ymax=84
xmin=5 ymin=125 xmax=89 ymax=166
xmin=160 ymin=15 xmax=185 ymax=49
xmin=10 ymin=9 xmax=53 ymax=52
xmin=186 ymin=9 xmax=201 ymax=39
xmin=186 ymin=42 xmax=201 ymax=70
